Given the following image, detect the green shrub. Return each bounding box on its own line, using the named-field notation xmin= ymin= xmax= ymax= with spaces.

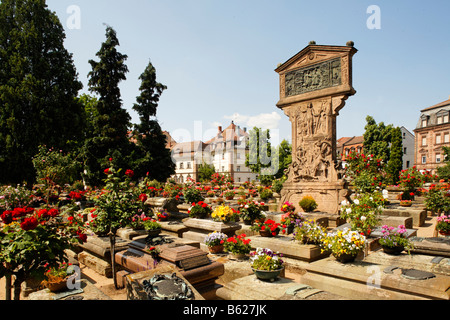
xmin=299 ymin=195 xmax=318 ymax=212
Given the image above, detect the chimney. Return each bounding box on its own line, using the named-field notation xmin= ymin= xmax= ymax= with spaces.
xmin=218 ymin=126 xmax=222 ymax=133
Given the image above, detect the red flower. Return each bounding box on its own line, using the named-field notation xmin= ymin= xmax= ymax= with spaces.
xmin=104 ymin=168 xmax=111 ymax=174
xmin=125 ymin=169 xmax=134 ymax=178
xmin=109 ymin=157 xmax=113 ymax=162
xmin=138 ymin=194 xmax=148 ymax=202
xmin=20 ymin=217 xmax=39 ymax=231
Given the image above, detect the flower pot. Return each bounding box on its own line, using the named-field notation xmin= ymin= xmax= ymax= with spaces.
xmin=252 ymin=267 xmax=284 ymax=282
xmin=147 ymin=228 xmax=162 ymax=238
xmin=225 ymin=196 xmax=234 ymax=200
xmin=286 ymin=224 xmax=295 ymax=235
xmin=382 ymin=245 xmax=404 ymax=255
xmin=243 ymin=219 xmax=253 ymax=225
xmin=208 ymin=245 xmax=224 ymax=254
xmin=400 ymin=203 xmax=412 ymax=207
xmin=259 ymin=229 xmax=279 ymax=237
xmin=333 ymin=252 xmax=357 ymax=263
xmin=438 ymin=230 xmax=450 ymax=236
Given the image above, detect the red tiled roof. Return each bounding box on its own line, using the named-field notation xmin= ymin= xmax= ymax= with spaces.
xmin=421 ymin=98 xmax=450 ymax=112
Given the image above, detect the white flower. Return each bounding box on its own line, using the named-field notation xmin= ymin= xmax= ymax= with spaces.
xmin=361 ymin=216 xmax=367 ymax=221
xmin=346 ymin=208 xmax=352 ymax=214
xmin=354 ymin=199 xmax=360 ymax=205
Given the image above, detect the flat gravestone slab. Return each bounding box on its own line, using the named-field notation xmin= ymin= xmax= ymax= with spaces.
xmin=79 ymin=234 xmax=131 ymax=259
xmin=27 ymin=279 xmax=111 ymax=300
xmin=333 ymin=223 xmax=417 ymax=239
xmin=301 ymin=256 xmax=450 ymax=300
xmin=248 ymin=235 xmax=329 ymax=262
xmin=363 ymin=250 xmax=450 ymax=276
xmin=410 ymin=237 xmax=450 ymax=257
xmin=183 ymin=218 xmax=241 ymax=235
xmin=215 ymin=274 xmax=298 ymax=300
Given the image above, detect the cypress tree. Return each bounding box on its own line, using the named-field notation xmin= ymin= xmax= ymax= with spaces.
xmin=386 ymin=127 xmax=403 ymax=185
xmin=0 ymin=0 xmax=84 ymax=183
xmin=132 ymin=61 xmax=175 ymax=181
xmin=82 ymin=25 xmax=133 ymax=186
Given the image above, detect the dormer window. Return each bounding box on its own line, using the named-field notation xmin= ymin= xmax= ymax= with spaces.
xmin=421 ymin=115 xmax=429 ymax=128
xmin=436 ymin=110 xmax=449 ymax=125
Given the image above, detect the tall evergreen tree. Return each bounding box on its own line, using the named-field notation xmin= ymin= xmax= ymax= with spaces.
xmin=386 ymin=127 xmax=403 ymax=185
xmin=132 ymin=61 xmax=174 ymax=181
xmin=82 ymin=26 xmax=133 ymax=186
xmin=0 ymin=0 xmax=84 ymax=183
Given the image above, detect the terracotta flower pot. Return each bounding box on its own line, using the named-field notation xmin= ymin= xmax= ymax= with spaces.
xmin=333 ymin=252 xmax=357 ymax=263
xmin=382 ymin=245 xmax=404 ymax=255
xmin=438 ymin=230 xmax=450 ymax=236
xmin=208 ymin=245 xmax=224 ymax=254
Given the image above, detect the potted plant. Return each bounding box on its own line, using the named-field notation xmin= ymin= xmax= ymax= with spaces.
xmin=42 ymin=262 xmax=77 ymax=292
xmin=143 ymin=218 xmax=162 ymax=237
xmin=188 ymin=201 xmax=213 ymax=219
xmin=251 ymin=219 xmax=282 ymax=237
xmin=204 ymin=231 xmax=228 ymax=254
xmin=224 ymin=190 xmax=235 ymax=200
xmin=155 ymin=210 xmax=170 ymax=221
xmin=436 ymin=214 xmax=450 ymax=236
xmin=299 ymin=195 xmax=318 ymax=212
xmin=321 ymin=228 xmax=366 ymax=263
xmin=339 ymin=192 xmax=384 ymax=236
xmin=239 ymin=200 xmax=265 ymax=225
xmin=211 ymin=204 xmax=236 ymax=223
xmin=399 ymin=200 xmax=412 ymax=207
xmin=293 ymin=219 xmax=326 ymax=245
xmin=280 ymin=209 xmax=303 ymax=235
xmin=280 ymin=201 xmax=295 ymax=214
xmin=378 ymin=225 xmax=413 ymax=254
xmin=259 ymin=188 xmax=273 ymax=201
xmin=206 ymin=190 xmax=215 ymax=198
xmin=250 ymin=248 xmax=284 ymax=282
xmin=147 ymin=246 xmax=162 ymax=268
xmin=223 ymin=234 xmax=252 ymax=259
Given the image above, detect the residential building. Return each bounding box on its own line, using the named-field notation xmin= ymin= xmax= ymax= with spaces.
xmin=170 ymin=122 xmax=258 ymax=183
xmin=414 ymin=96 xmax=450 ymax=173
xmin=400 ymin=126 xmax=415 ymax=170
xmin=336 ymin=136 xmax=364 ymax=167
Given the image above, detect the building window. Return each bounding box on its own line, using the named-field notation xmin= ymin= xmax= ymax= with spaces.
xmin=444 ymin=114 xmax=449 ymax=123
xmin=403 ymin=147 xmax=407 ymax=155
xmin=221 ymin=166 xmax=225 ymax=172
xmin=179 ymin=162 xmax=184 ymax=169
xmin=406 ymin=161 xmax=410 ymax=168
xmin=238 ymin=177 xmax=241 ymax=182
xmin=422 ymin=156 xmax=427 ymax=164
xmin=237 ymin=166 xmax=241 ymax=172
xmin=187 ymin=162 xmax=191 ymax=169
xmin=445 ymin=133 xmax=450 ymax=143
xmin=421 ymin=136 xmax=427 ymax=146
xmin=437 ymin=116 xmax=443 ymax=125
xmin=436 ymin=154 xmax=441 ymax=163
xmin=421 ymin=118 xmax=428 ymax=128
xmin=436 ymin=134 xmax=442 ymax=144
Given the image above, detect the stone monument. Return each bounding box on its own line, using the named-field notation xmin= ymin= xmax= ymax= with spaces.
xmin=275 ymin=41 xmax=357 ymax=214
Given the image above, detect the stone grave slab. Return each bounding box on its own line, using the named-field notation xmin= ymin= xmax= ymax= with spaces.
xmin=115 ymin=238 xmax=224 ymax=294
xmin=381 ymin=207 xmax=427 ymax=227
xmin=117 ymin=228 xmax=147 ymax=240
xmin=264 ymin=212 xmax=329 ymax=228
xmin=126 ymin=264 xmax=204 ymax=300
xmin=159 ymin=220 xmax=189 ymax=237
xmin=300 ymin=256 xmax=450 ymax=300
xmin=248 ymin=235 xmax=329 ymax=262
xmin=215 ymin=274 xmax=299 ymax=300
xmin=183 ymin=218 xmax=242 ymax=235
xmin=27 ymin=279 xmax=112 ymax=300
xmin=79 ymin=234 xmax=131 ymax=260
xmin=363 ymin=250 xmax=450 ymax=276
xmin=145 ymin=197 xmax=179 ymax=212
xmin=409 ymin=237 xmax=450 ymax=257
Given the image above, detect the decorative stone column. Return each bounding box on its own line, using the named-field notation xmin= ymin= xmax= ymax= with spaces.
xmin=275 ymin=42 xmax=358 ymax=214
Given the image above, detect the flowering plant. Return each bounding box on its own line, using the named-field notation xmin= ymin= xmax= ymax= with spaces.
xmin=280 ymin=201 xmax=295 ymax=213
xmin=250 ymin=248 xmax=284 ymax=271
xmin=204 ymin=231 xmax=228 ymax=247
xmin=321 ymin=228 xmax=366 ymax=258
xmin=293 ymin=219 xmax=327 ymax=244
xmin=299 ymin=195 xmax=318 ymax=212
xmin=188 ymin=201 xmax=212 ymax=219
xmin=344 ymin=152 xmax=385 ymax=193
xmin=143 ymin=218 xmax=162 ymax=231
xmin=155 ymin=210 xmax=170 ymax=221
xmin=239 ymin=200 xmax=265 ymax=222
xmin=251 ymin=219 xmax=282 ymax=236
xmin=281 ymin=211 xmax=303 ymax=229
xmin=128 ymin=213 xmax=150 ymax=230
xmin=379 ymin=225 xmax=413 ymax=252
xmin=399 ymin=166 xmax=424 ymax=196
xmin=211 ymin=204 xmax=236 ymax=223
xmin=0 ymin=206 xmax=86 ymax=299
xmin=340 ymin=192 xmax=385 ymax=235
xmin=436 ymin=214 xmax=450 ymax=233
xmin=224 ymin=190 xmax=235 ymax=198
xmin=45 ymin=261 xmax=75 ymax=281
xmin=147 ymin=246 xmax=161 ymax=268
xmin=223 ymin=234 xmax=252 ymax=254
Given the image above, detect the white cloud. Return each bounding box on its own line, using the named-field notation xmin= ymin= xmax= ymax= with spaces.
xmin=224 ymin=112 xmax=281 ymax=130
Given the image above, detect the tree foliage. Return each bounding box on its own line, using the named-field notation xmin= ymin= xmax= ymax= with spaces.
xmin=132 ymin=61 xmax=174 ymax=181
xmin=0 ymin=0 xmax=84 ymax=183
xmin=386 ymin=127 xmax=403 ymax=185
xmin=363 ymin=116 xmax=393 ymax=163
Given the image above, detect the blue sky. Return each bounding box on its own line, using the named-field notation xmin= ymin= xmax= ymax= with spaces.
xmin=46 ymin=0 xmax=450 ymax=145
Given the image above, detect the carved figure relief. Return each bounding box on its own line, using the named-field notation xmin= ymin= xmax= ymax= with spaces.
xmin=286 ymin=100 xmax=334 ymax=183
xmin=285 ymin=58 xmax=341 ymax=97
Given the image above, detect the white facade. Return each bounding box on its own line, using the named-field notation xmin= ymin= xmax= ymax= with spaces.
xmin=400 ymin=126 xmax=415 ymax=170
